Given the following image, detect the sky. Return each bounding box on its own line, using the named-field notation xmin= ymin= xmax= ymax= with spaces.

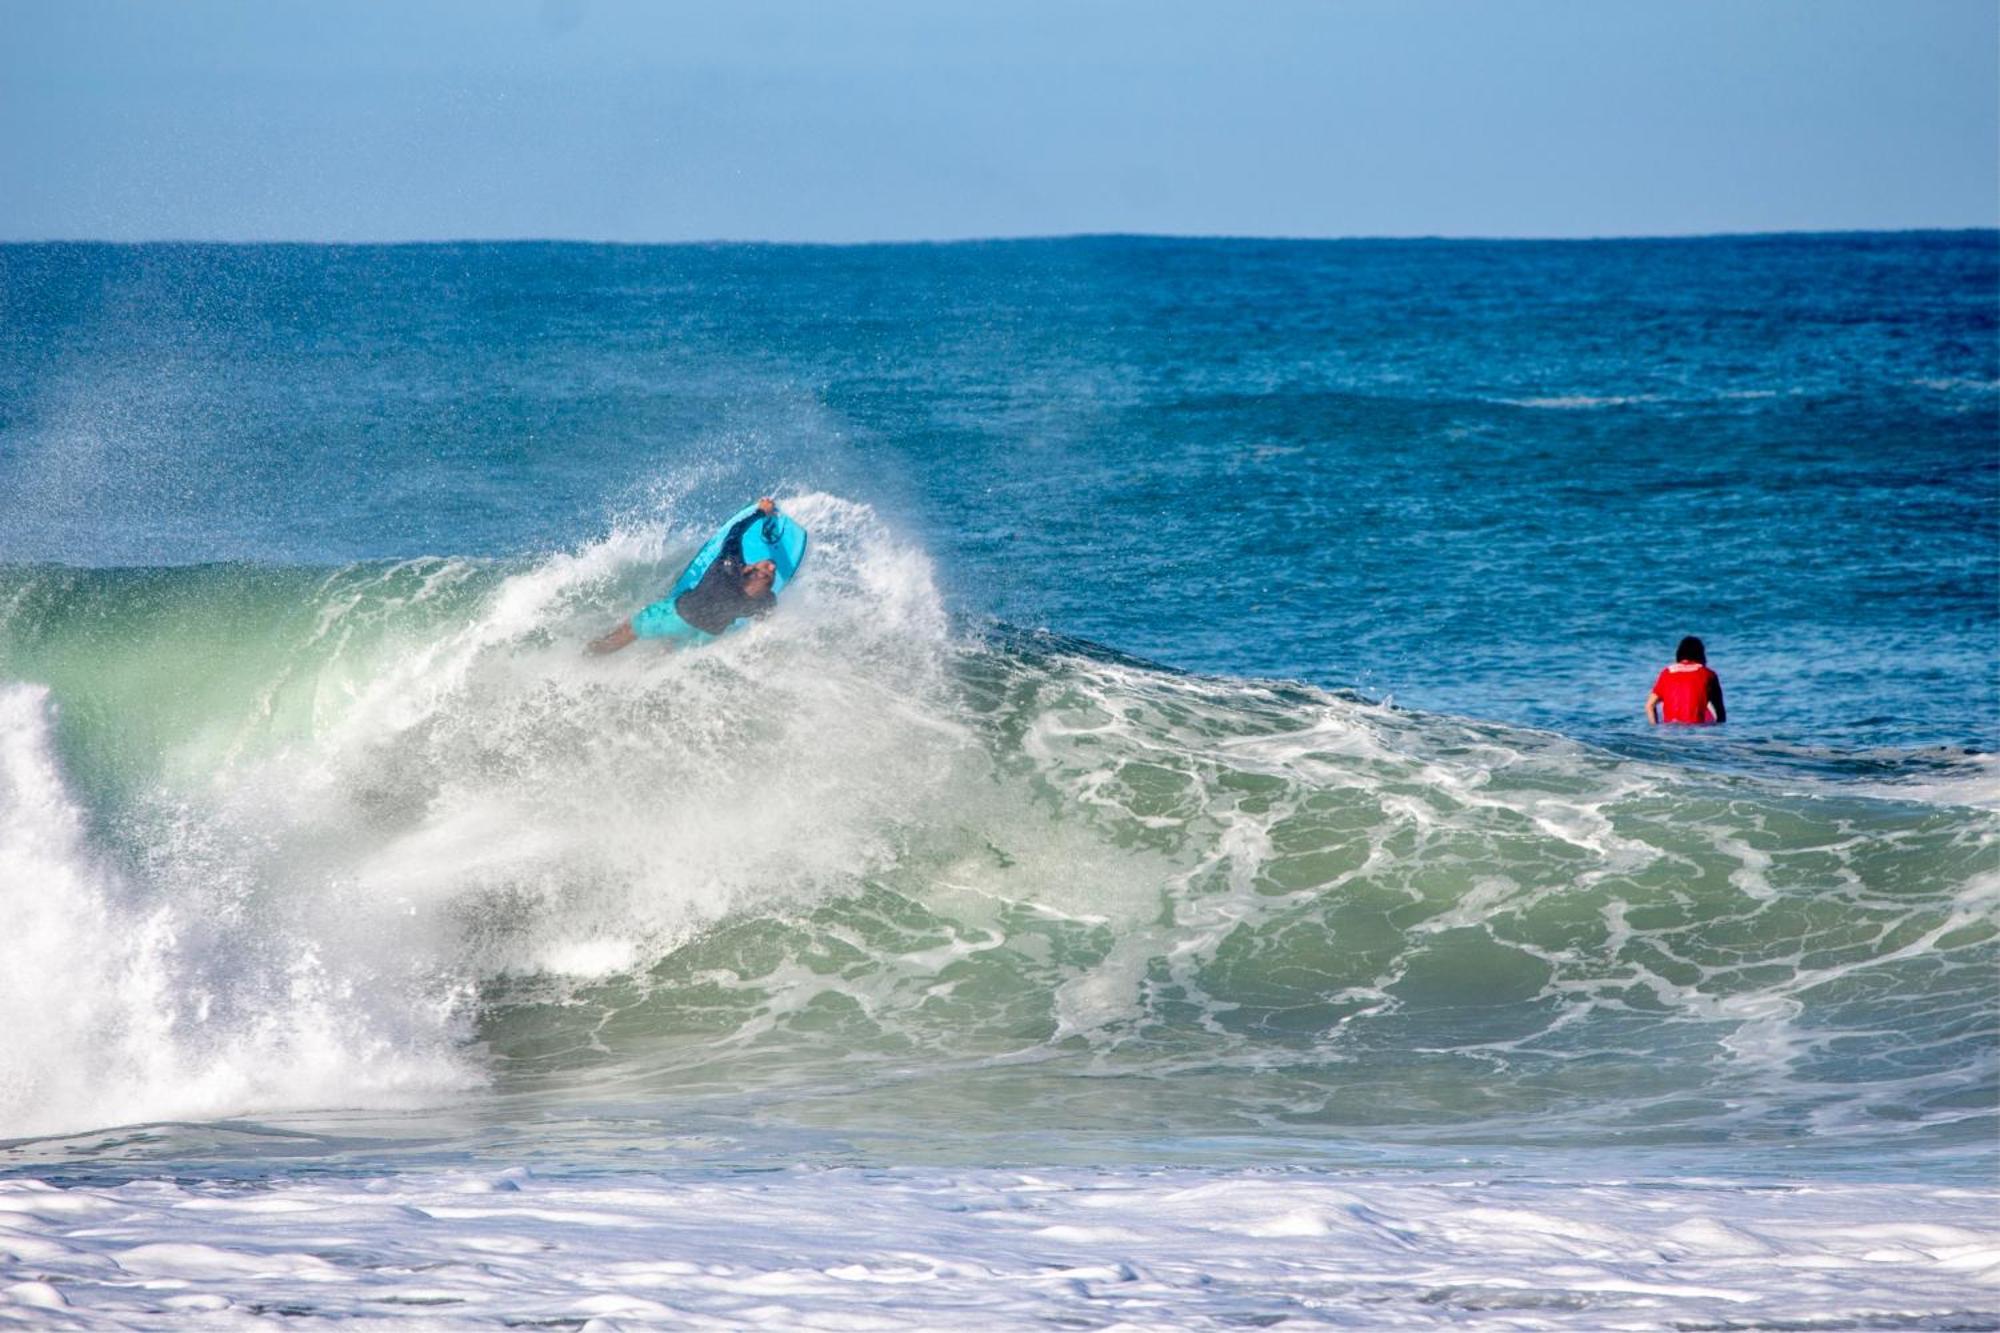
xmin=2 ymin=0 xmax=1995 ymax=242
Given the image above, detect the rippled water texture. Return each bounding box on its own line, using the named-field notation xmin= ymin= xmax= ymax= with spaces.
xmin=0 ymin=236 xmax=1993 ymax=1328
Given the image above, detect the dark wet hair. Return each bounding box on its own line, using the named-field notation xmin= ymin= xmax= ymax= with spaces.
xmin=1675 ymin=636 xmax=1707 ymax=664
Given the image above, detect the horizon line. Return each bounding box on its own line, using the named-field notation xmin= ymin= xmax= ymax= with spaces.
xmin=3 ymin=226 xmax=1996 ymax=249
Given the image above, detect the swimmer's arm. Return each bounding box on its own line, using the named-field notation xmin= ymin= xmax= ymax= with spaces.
xmin=589 ymin=621 xmax=637 ymax=655
xmin=1706 ymin=676 xmax=1726 ymax=724
xmin=717 ymin=497 xmax=778 ymax=568
xmin=1645 ymin=690 xmax=1662 ymax=725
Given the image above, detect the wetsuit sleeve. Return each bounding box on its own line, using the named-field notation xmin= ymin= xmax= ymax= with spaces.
xmin=716 ymin=510 xmax=765 ymax=569
xmin=1707 ymin=672 xmax=1726 ymax=724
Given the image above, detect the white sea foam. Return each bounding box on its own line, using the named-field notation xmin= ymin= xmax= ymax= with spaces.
xmin=1856 ymin=751 xmax=2000 ymax=810
xmin=0 ymin=1168 xmax=1992 ymax=1330
xmin=0 ymin=494 xmax=963 ymax=1141
xmin=1 ymin=493 xmax=1991 ymax=1160
xmin=0 ymin=683 xmax=471 ymax=1140
xmin=1913 ymin=376 xmax=2000 ymax=394
xmin=1501 ymin=394 xmax=1666 ymax=409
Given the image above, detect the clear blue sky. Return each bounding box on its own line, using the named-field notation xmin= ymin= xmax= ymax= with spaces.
xmin=3 ymin=0 xmax=1994 ymax=242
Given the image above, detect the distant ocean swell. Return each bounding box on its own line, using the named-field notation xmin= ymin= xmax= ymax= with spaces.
xmin=0 ymin=495 xmax=1993 ymax=1161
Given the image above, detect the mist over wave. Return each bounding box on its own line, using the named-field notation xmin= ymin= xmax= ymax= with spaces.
xmin=1 ymin=494 xmax=1991 ymax=1164
xmin=0 ymin=494 xmax=955 ymax=1137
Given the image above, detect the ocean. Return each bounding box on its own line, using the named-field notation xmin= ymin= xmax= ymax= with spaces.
xmin=0 ymin=233 xmax=1995 ymax=1328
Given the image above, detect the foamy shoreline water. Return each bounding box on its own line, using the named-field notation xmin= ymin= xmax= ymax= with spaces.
xmin=2 ymin=1167 xmax=1995 ymax=1330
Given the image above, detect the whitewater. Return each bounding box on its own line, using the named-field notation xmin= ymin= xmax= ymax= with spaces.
xmin=1 ymin=235 xmax=1995 ymax=1327
xmin=3 ymin=495 xmax=1993 ymax=1326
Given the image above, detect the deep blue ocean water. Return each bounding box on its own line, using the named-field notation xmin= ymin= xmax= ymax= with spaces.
xmin=0 ymin=235 xmax=1994 ymax=1327
xmin=4 ymin=235 xmax=1993 ymax=747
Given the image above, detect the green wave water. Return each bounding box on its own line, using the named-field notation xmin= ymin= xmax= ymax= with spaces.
xmin=3 ymin=498 xmax=1992 ymax=1171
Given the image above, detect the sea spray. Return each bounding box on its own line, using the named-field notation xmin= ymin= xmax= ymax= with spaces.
xmin=5 ymin=515 xmax=1998 ymax=1155
xmin=0 ymin=683 xmax=472 ymax=1138
xmin=0 ymin=495 xmax=967 ymax=1137
xmin=0 ymin=491 xmax=1994 ymax=1164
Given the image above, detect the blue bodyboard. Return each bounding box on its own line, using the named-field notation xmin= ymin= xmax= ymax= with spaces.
xmin=668 ymin=503 xmax=809 ymax=627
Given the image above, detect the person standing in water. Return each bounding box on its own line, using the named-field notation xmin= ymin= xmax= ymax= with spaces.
xmin=1646 ymin=635 xmax=1726 ymax=725
xmin=589 ymin=498 xmax=781 ymax=654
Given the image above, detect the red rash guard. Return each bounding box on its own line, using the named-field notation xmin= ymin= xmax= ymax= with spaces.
xmin=1653 ymin=663 xmax=1720 ymax=725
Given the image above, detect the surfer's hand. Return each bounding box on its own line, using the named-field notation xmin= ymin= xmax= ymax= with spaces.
xmin=757 ymin=497 xmax=776 ymax=515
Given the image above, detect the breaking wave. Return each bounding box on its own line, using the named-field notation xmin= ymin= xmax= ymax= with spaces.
xmin=1 ymin=495 xmax=1993 ymax=1159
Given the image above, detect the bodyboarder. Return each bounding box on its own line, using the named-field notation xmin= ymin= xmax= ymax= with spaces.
xmin=589 ymin=498 xmax=781 ymax=654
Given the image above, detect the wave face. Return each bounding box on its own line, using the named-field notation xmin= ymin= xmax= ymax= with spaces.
xmin=2 ymin=497 xmax=1992 ymax=1169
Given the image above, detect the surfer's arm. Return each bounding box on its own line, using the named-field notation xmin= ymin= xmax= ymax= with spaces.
xmin=589 ymin=621 xmax=637 ymax=655
xmin=1644 ymin=689 xmax=1662 ymax=725
xmin=716 ymin=497 xmax=779 ymax=568
xmin=1706 ymin=676 xmax=1726 ymax=724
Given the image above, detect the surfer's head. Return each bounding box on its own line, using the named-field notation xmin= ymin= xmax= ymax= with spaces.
xmin=743 ymin=560 xmax=777 ymax=599
xmin=1675 ymin=635 xmax=1706 ymax=665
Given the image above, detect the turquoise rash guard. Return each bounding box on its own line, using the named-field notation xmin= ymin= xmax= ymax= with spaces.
xmin=631 ymin=509 xmax=776 ymax=643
